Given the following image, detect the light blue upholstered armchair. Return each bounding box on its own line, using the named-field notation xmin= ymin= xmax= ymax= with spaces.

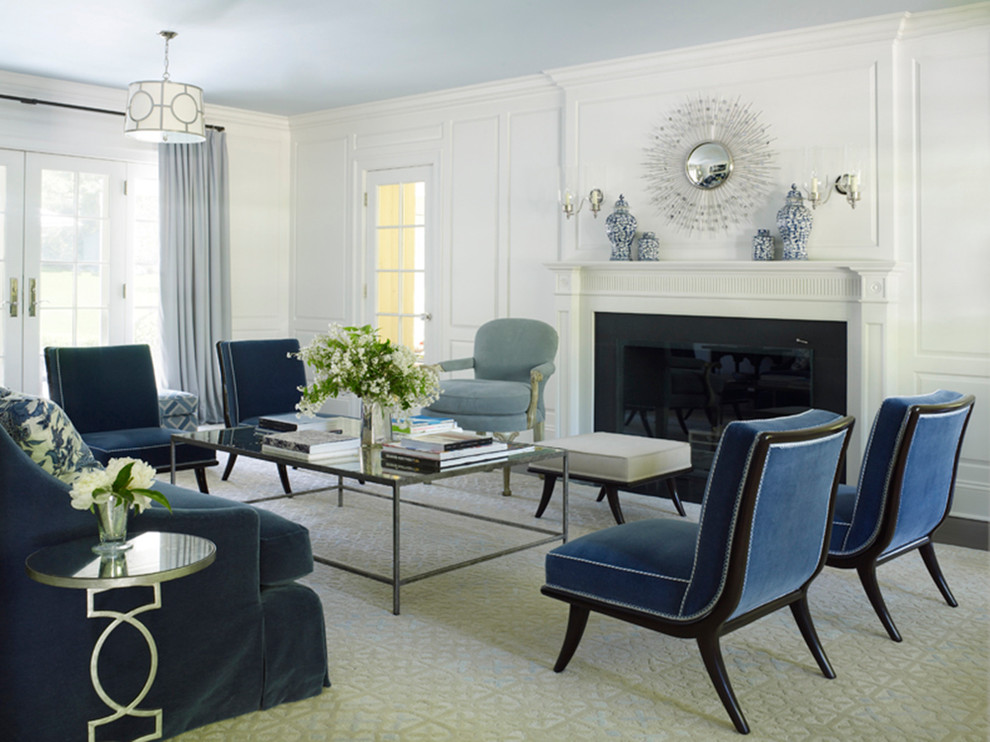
xmin=217 ymin=338 xmax=337 ymax=494
xmin=543 ymin=410 xmax=854 ymax=734
xmin=827 ymin=390 xmax=975 ymax=642
xmin=423 ymin=318 xmax=558 ymax=494
xmin=45 ymin=344 xmax=217 ymax=493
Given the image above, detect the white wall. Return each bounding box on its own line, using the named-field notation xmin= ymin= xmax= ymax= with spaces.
xmin=288 ymin=5 xmax=989 ymax=520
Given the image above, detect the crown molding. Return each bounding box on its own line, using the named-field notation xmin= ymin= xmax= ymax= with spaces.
xmin=545 ymin=14 xmax=907 ymax=91
xmin=289 ymin=74 xmax=558 ymax=131
xmin=896 ymin=1 xmax=990 ymax=40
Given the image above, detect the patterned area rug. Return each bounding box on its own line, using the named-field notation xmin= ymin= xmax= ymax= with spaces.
xmin=169 ymin=455 xmax=989 ymax=741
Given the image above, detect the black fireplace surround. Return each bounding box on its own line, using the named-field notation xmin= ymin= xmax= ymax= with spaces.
xmin=594 ymin=312 xmax=847 ymax=503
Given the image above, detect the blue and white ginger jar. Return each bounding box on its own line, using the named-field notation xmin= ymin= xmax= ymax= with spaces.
xmin=776 ymin=184 xmax=812 ymax=261
xmin=638 ymin=231 xmax=660 ymax=261
xmin=752 ymin=229 xmax=774 ymax=261
xmin=605 ymin=194 xmax=637 ymax=261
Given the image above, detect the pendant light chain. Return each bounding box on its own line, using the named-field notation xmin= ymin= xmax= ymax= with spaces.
xmin=160 ymin=31 xmax=177 ymax=82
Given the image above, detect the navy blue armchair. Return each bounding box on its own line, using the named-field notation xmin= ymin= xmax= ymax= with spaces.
xmin=827 ymin=390 xmax=975 ymax=641
xmin=45 ymin=344 xmax=217 ymax=493
xmin=0 ymin=413 xmax=330 ymax=741
xmin=543 ymin=410 xmax=854 ymax=734
xmin=217 ymin=338 xmax=338 ymax=493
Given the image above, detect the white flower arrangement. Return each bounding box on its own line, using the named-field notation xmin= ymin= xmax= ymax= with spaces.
xmin=69 ymin=457 xmax=171 ymax=513
xmin=295 ymin=323 xmax=440 ymax=416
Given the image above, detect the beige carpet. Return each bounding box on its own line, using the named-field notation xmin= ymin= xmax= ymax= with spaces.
xmin=168 ymin=455 xmax=989 ymax=741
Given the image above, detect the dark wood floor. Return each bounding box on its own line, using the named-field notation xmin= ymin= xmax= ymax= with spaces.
xmin=935 ymin=516 xmax=989 ymax=551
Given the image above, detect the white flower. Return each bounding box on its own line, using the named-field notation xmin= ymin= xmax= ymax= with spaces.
xmin=69 ymin=468 xmax=112 ymax=510
xmin=67 ymin=457 xmax=169 ymax=514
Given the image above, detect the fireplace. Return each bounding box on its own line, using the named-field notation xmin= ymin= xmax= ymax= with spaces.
xmin=546 ymin=259 xmax=897 ymax=490
xmin=594 ymin=312 xmax=847 ymax=501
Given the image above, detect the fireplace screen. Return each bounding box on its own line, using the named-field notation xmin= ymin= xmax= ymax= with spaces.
xmin=595 ymin=313 xmax=846 ymax=502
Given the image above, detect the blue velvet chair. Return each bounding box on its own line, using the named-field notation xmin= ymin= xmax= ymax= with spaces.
xmin=423 ymin=318 xmax=557 ymax=494
xmin=217 ymin=338 xmax=338 ymax=494
xmin=543 ymin=410 xmax=854 ymax=734
xmin=0 ymin=390 xmax=330 ymax=742
xmin=45 ymin=344 xmax=217 ymax=493
xmin=827 ymin=390 xmax=975 ymax=642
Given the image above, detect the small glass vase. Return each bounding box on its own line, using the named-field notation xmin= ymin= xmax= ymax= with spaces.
xmin=360 ymin=400 xmax=391 ymax=448
xmin=93 ymin=498 xmax=132 ymax=555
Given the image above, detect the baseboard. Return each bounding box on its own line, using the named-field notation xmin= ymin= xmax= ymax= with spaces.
xmin=934 ymin=516 xmax=989 ymax=551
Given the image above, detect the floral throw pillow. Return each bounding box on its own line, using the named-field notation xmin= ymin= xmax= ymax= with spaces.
xmin=0 ymin=387 xmax=102 ymax=483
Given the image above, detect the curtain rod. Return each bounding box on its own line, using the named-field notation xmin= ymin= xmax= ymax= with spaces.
xmin=0 ymin=93 xmax=225 ymax=132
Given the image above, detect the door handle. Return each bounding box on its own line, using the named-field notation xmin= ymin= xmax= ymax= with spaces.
xmin=28 ymin=278 xmax=38 ymax=317
xmin=419 ymin=313 xmax=432 ymax=321
xmin=8 ymin=278 xmax=17 ymax=317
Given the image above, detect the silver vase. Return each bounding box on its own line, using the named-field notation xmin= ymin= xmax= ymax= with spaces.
xmin=93 ymin=499 xmax=132 ymax=555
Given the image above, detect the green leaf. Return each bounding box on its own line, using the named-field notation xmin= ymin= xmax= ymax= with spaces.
xmin=135 ymin=488 xmax=173 ymax=512
xmin=111 ymin=462 xmax=135 ymax=492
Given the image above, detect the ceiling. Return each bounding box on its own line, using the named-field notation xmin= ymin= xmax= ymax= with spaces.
xmin=0 ymin=0 xmax=976 ymax=117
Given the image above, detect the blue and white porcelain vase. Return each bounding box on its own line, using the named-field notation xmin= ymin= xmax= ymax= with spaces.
xmin=637 ymin=231 xmax=660 ymax=261
xmin=776 ymin=184 xmax=812 ymax=261
xmin=752 ymin=228 xmax=774 ymax=261
xmin=605 ymin=194 xmax=637 ymax=261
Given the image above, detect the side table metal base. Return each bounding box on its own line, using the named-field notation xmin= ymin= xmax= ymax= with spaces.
xmin=86 ymin=585 xmax=162 ymax=742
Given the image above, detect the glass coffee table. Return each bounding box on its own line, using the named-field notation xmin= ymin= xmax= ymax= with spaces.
xmin=171 ymin=419 xmax=568 ymax=614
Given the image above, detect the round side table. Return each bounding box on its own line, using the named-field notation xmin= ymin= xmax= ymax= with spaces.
xmin=26 ymin=531 xmax=216 ymax=742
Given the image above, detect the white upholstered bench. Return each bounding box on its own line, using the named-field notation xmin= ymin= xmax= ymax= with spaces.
xmin=530 ymin=432 xmax=692 ymax=524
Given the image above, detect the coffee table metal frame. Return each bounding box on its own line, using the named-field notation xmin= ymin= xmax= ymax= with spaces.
xmin=25 ymin=531 xmax=216 ymax=742
xmin=171 ymin=423 xmax=568 ymax=614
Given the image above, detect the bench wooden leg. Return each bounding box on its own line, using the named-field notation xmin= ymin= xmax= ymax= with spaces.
xmin=277 ymin=463 xmax=293 ymax=495
xmin=603 ymin=484 xmax=625 ymax=524
xmin=534 ymin=474 xmax=559 ymax=518
xmin=667 ymin=478 xmax=687 ymax=516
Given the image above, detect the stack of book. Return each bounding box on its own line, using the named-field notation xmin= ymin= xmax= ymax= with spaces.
xmin=260 ymin=429 xmax=359 ymax=462
xmin=390 ymin=415 xmax=458 ymax=436
xmin=258 ymin=415 xmax=335 ymax=433
xmin=381 ymin=431 xmax=528 ymax=472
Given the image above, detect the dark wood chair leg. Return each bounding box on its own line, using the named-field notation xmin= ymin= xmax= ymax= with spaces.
xmin=194 ymin=466 xmax=210 ymax=494
xmin=697 ymin=632 xmax=750 ymax=734
xmin=221 ymin=453 xmax=237 ymax=481
xmin=595 ymin=486 xmax=606 ymax=502
xmin=856 ymin=562 xmax=902 ymax=642
xmin=534 ymin=474 xmax=558 ymax=518
xmin=789 ymin=596 xmax=835 ymax=678
xmin=666 ymin=478 xmax=687 ymax=517
xmin=603 ymin=484 xmax=625 ymax=524
xmin=277 ymin=463 xmax=293 ymax=495
xmin=918 ymin=541 xmax=958 ymax=607
xmin=553 ymin=604 xmax=590 ymax=673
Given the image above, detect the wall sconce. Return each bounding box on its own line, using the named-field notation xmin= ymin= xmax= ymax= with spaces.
xmin=560 ymin=188 xmax=605 ymax=219
xmin=805 ymin=171 xmax=861 ymax=210
xmin=588 ymin=188 xmax=604 ymax=217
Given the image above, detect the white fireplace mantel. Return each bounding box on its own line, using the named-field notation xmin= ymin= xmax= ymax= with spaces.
xmin=546 ymin=259 xmax=899 ymax=474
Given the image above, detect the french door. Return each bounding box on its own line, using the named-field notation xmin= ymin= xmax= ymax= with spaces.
xmin=365 ymin=166 xmax=436 ymax=359
xmin=1 ymin=150 xmax=159 ymax=394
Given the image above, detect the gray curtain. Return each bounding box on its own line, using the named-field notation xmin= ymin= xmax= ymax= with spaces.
xmin=159 ymin=129 xmax=231 ymax=424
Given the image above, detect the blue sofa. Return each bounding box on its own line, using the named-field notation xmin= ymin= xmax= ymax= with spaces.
xmin=0 ymin=394 xmax=330 ymax=741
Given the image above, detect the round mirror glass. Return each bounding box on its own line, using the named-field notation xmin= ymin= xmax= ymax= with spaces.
xmin=685 ymin=142 xmax=733 ymax=189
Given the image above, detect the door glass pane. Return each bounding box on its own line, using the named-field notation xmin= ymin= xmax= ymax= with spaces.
xmin=374 ymin=179 xmax=426 ymax=357
xmin=39 ymin=168 xmax=110 ymax=350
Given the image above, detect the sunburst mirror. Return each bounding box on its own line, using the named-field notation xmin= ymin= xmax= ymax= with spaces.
xmin=643 ymin=95 xmax=776 ymax=234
